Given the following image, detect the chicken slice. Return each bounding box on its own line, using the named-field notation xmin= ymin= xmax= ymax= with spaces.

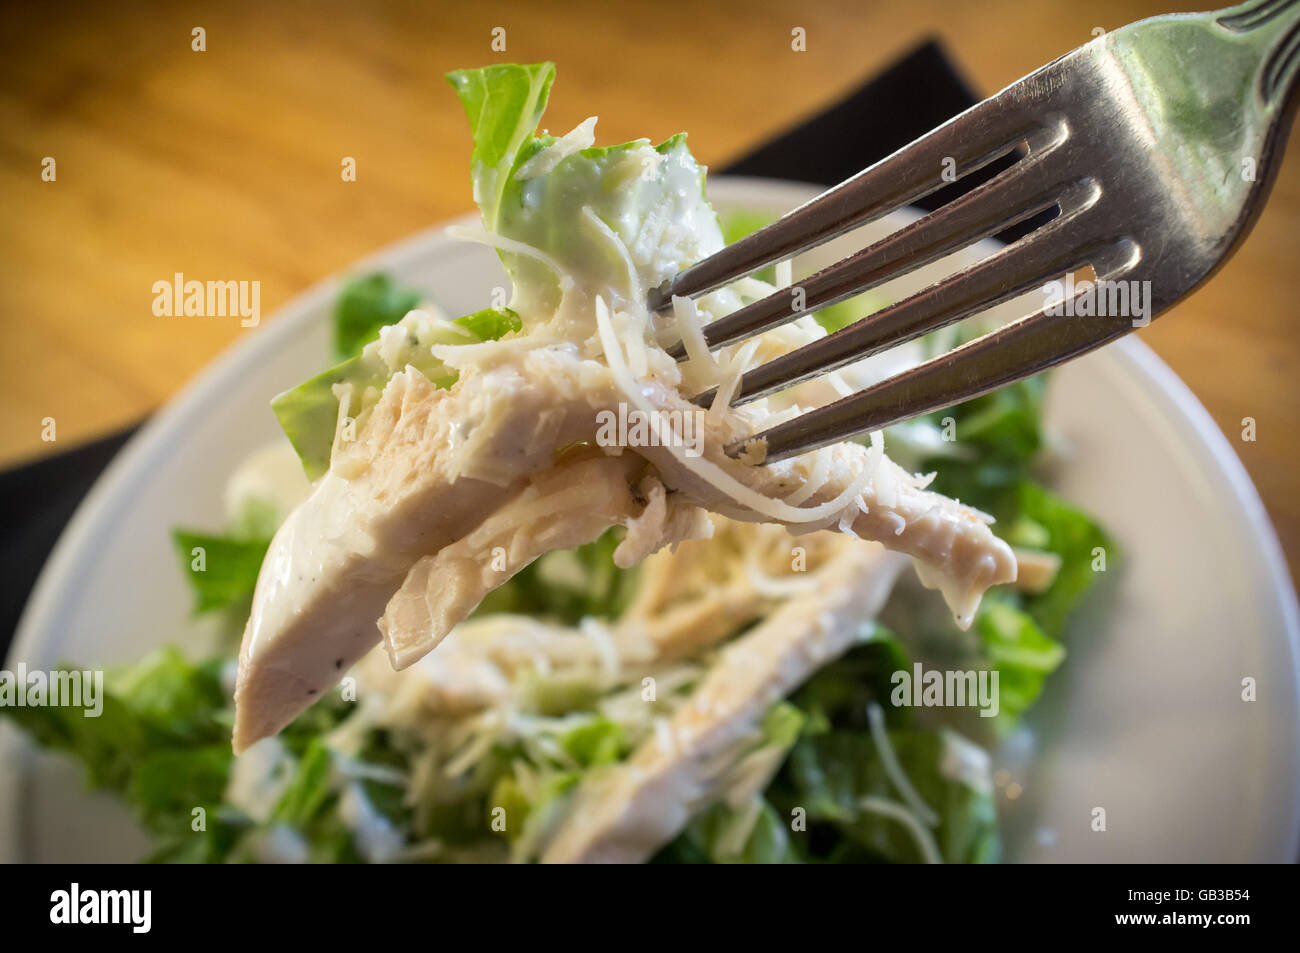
xmin=541 ymin=541 xmax=908 ymax=863
xmin=379 ymin=452 xmax=643 ymax=670
xmin=438 ymin=341 xmax=1016 ymax=623
xmin=237 ymin=343 xmax=1013 ymax=751
xmin=233 ymin=363 xmax=602 ymax=752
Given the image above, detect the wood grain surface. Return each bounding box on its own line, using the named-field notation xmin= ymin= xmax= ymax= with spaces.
xmin=1 ymin=0 xmax=1296 ymax=586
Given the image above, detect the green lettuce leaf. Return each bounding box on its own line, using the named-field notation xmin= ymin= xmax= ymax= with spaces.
xmin=654 ymin=702 xmax=807 ymax=864
xmin=774 ymin=728 xmax=999 ymax=864
xmin=656 ymin=798 xmax=800 ymax=864
xmin=0 ymin=649 xmax=233 ymax=836
xmin=790 ymin=626 xmax=911 ymax=731
xmin=975 ymin=594 xmax=1066 ymax=725
xmin=333 ymin=273 xmax=423 ymax=361
xmin=448 ymin=63 xmax=723 ymax=317
xmin=171 ymin=530 xmax=270 ymax=615
xmin=909 ymin=376 xmax=1047 ymax=522
xmin=1 ymin=648 xmax=368 ymax=863
xmin=272 ymin=302 xmax=520 ymax=481
xmin=1015 ymin=480 xmax=1115 ymax=639
xmin=446 ymin=62 xmax=556 ymax=231
xmin=560 ymin=717 xmax=627 ymax=768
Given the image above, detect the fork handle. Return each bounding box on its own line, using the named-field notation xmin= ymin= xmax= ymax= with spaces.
xmin=1216 ymin=0 xmax=1300 ymax=108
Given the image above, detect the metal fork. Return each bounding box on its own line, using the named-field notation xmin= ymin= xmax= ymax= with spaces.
xmin=651 ymin=1 xmax=1300 ymax=463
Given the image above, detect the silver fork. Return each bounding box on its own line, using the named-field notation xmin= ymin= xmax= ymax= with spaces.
xmin=651 ymin=1 xmax=1300 ymax=463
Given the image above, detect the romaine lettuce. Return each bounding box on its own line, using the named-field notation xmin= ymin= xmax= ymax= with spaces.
xmin=448 ymin=63 xmax=724 ymax=316
xmin=272 ymin=290 xmax=520 ymax=481
xmin=171 ymin=530 xmax=270 ymax=615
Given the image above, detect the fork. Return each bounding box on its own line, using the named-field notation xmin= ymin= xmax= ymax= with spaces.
xmin=651 ymin=1 xmax=1300 ymax=463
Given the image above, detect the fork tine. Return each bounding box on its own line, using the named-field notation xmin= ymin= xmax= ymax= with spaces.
xmin=694 ymin=177 xmax=1102 ymax=409
xmin=667 ymin=122 xmax=1069 ymax=361
xmin=735 ymin=238 xmax=1142 ymax=463
xmin=648 ymin=96 xmax=1044 ymax=311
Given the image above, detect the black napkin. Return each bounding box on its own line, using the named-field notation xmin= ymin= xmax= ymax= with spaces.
xmin=0 ymin=39 xmax=1015 ymax=657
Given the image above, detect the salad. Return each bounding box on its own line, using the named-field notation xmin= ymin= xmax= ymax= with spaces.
xmin=3 ymin=62 xmax=1112 ymax=864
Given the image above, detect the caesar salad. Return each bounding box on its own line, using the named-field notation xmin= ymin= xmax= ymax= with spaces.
xmin=3 ymin=62 xmax=1112 ymax=864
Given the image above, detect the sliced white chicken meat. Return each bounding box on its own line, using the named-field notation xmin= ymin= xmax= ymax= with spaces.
xmin=541 ymin=540 xmax=908 ymax=863
xmin=234 ymin=364 xmax=609 ymax=751
xmin=236 ymin=335 xmax=1015 ymax=750
xmin=379 ymin=453 xmax=709 ymax=670
xmin=360 ymin=520 xmax=863 ymax=720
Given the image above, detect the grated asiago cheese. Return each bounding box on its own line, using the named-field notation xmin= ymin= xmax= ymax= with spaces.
xmin=579 ymin=617 xmax=622 ymax=682
xmin=617 ymin=307 xmax=650 ymax=379
xmin=826 ymin=370 xmax=855 ymax=399
xmin=329 ymin=380 xmax=356 ymax=475
xmin=782 ymin=446 xmax=831 ymax=506
xmin=377 ymin=323 xmax=410 ymax=372
xmin=708 ymin=339 xmax=760 ymax=425
xmin=444 ymin=710 xmax=508 ymax=778
xmin=446 ymin=224 xmax=575 ymax=293
xmin=672 ymin=294 xmax=719 ymax=378
xmin=732 ymin=276 xmax=779 ymax=301
xmin=515 ymin=116 xmax=598 ymax=180
xmin=595 ymin=295 xmax=878 ymax=525
xmin=743 ymin=553 xmax=824 ymax=597
xmin=867 ymin=702 xmax=939 ymax=826
xmin=774 ymin=259 xmax=793 ymax=290
xmin=857 ymin=796 xmax=944 ymax=864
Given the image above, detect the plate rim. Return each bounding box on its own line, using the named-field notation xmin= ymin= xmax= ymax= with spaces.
xmin=5 ymin=176 xmax=1298 ymax=862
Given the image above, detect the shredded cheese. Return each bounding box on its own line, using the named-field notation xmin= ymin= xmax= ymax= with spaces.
xmin=515 ymin=116 xmax=598 ymax=180
xmin=595 ymin=295 xmax=876 ymax=525
xmin=867 ymin=702 xmax=939 ymax=826
xmin=446 ymin=224 xmax=575 ymax=291
xmin=857 ymin=796 xmax=944 ymax=864
xmin=672 ymin=294 xmax=718 ymax=378
xmin=782 ymin=447 xmax=831 ymax=506
xmin=774 ymin=259 xmax=793 ymax=290
xmin=708 ymin=339 xmax=760 ymax=425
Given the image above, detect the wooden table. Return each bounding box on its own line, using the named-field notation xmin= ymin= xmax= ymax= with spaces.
xmin=3 ymin=0 xmax=1297 ymax=587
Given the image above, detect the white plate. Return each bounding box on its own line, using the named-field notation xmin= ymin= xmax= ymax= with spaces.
xmin=3 ymin=179 xmax=1298 ymax=863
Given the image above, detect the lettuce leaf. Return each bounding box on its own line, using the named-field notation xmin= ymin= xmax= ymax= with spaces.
xmin=776 ymin=728 xmax=1000 ymax=863
xmin=656 ymin=639 xmax=999 ymax=865
xmin=1 ymin=648 xmax=365 ymax=863
xmin=448 ymin=63 xmax=723 ymax=317
xmin=975 ymin=595 xmax=1066 ymax=725
xmin=655 ymin=798 xmax=800 ymax=864
xmin=653 ymin=702 xmax=806 ymax=864
xmin=908 ymin=377 xmax=1047 ymax=522
xmin=333 ymin=273 xmax=422 ymax=361
xmin=0 ymin=649 xmax=232 ymax=839
xmin=171 ymin=530 xmax=270 ymax=615
xmin=446 ymin=62 xmax=556 ymax=231
xmin=272 ymin=299 xmax=520 ymax=481
xmin=1015 ymin=480 xmax=1115 ymax=639
xmin=560 ymin=717 xmax=627 ymax=768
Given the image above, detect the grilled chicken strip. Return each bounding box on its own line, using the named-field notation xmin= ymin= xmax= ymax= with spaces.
xmin=380 ymin=453 xmax=710 ymax=670
xmin=233 ymin=364 xmax=600 ymax=751
xmin=236 ymin=342 xmax=1014 ymax=751
xmin=541 ymin=541 xmax=908 ymax=863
